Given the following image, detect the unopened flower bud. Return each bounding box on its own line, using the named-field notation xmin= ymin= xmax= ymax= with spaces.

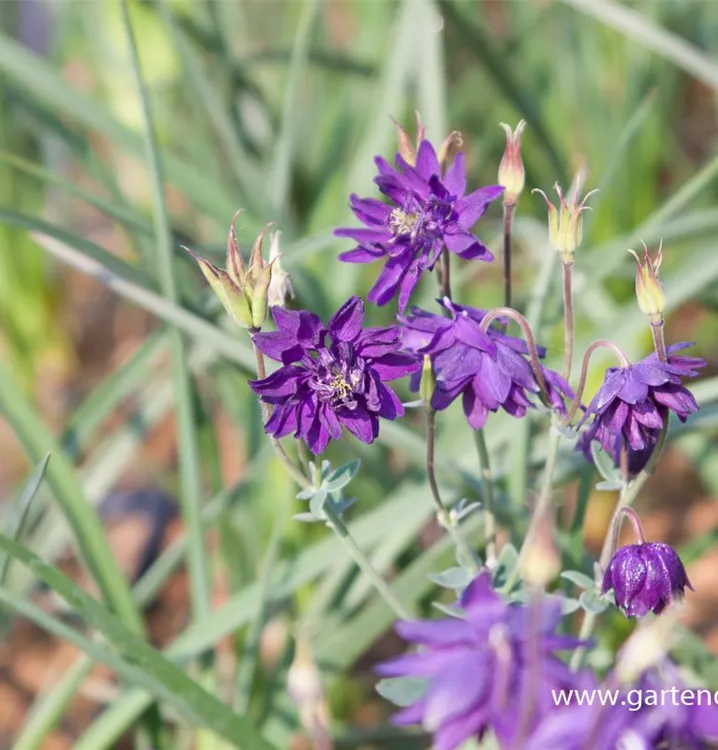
xmin=267 ymin=230 xmax=295 ymax=309
xmin=287 ymin=632 xmax=331 ymax=750
xmin=628 ymin=241 xmax=665 ymax=326
xmin=186 ymin=213 xmax=277 ymax=331
xmin=533 ymin=182 xmax=597 ymax=265
xmin=498 ymin=120 xmax=526 ymax=204
xmin=392 ymin=110 xmax=425 ymax=166
xmin=616 ymin=613 xmax=678 ymax=685
xmin=419 ymin=355 xmax=436 ymax=412
xmin=437 ymin=130 xmax=463 ymax=169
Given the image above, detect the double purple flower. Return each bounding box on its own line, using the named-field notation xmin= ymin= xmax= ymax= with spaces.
xmin=578 ymin=343 xmax=705 ymax=473
xmin=377 ymin=572 xmax=582 ymax=750
xmin=400 ymin=299 xmax=572 ymax=428
xmin=335 ymin=140 xmax=503 ymax=311
xmin=602 ymin=541 xmax=692 ymax=618
xmin=249 ymin=297 xmax=418 ymax=454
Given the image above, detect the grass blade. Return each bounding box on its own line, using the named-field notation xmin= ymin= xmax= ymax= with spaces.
xmin=0 ymin=535 xmax=276 ymax=750
xmin=121 ymin=0 xmax=210 ymax=621
xmin=0 ymin=453 xmax=50 ymax=584
xmin=563 ymin=0 xmax=718 ymax=92
xmin=0 ymin=362 xmax=143 ymax=633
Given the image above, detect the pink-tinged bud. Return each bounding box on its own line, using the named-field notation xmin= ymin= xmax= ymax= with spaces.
xmin=392 ymin=110 xmax=425 ymax=166
xmin=185 ymin=247 xmax=253 ymax=329
xmin=267 ymin=230 xmax=295 ymax=309
xmin=532 ymin=182 xmax=598 ymax=265
xmin=187 ymin=213 xmax=277 ymax=331
xmin=519 ymin=505 xmax=560 ymax=588
xmin=628 ymin=241 xmax=665 ymax=326
xmin=437 ymin=130 xmax=463 ymax=169
xmin=498 ymin=120 xmax=526 ymax=205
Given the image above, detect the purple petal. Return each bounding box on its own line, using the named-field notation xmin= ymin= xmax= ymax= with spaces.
xmin=371 ymin=352 xmax=420 ymax=380
xmin=415 ymin=140 xmax=441 ymax=180
xmin=455 ymin=185 xmax=504 ymax=227
xmin=339 ymin=245 xmax=386 ymax=264
xmin=338 ymin=405 xmax=376 ymax=444
xmin=328 ymin=296 xmax=365 ymax=342
xmin=334 ymin=226 xmax=393 ymax=243
xmin=443 ymin=152 xmax=467 ymax=197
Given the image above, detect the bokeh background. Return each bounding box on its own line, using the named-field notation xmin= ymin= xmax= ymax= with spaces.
xmin=2 ymin=0 xmax=718 ymax=748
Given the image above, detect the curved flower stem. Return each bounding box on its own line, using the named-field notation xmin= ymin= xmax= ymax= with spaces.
xmin=479 ymin=307 xmax=548 ymax=398
xmin=562 ymin=263 xmax=574 ymax=382
xmin=473 ymin=429 xmax=497 ymax=564
xmin=570 ymin=422 xmax=669 ymax=671
xmin=565 ymin=339 xmax=632 ymax=424
xmin=427 ymin=411 xmax=481 ymax=572
xmin=249 ymin=337 xmax=410 ymax=620
xmin=651 ymin=323 xmax=668 ymax=363
xmin=503 ymin=202 xmax=516 ymax=309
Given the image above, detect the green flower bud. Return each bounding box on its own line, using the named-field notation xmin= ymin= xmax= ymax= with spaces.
xmin=629 ymin=241 xmax=665 ymax=326
xmin=419 ymin=355 xmax=436 ymax=412
xmin=498 ymin=120 xmax=526 ymax=205
xmin=533 ymin=183 xmax=598 ymax=265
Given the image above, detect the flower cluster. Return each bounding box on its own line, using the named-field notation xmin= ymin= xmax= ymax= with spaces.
xmin=380 ymin=573 xmax=718 ymax=750
xmin=249 ymin=297 xmax=418 ymax=454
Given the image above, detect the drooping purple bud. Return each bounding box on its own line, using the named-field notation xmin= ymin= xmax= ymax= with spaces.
xmin=602 ymin=542 xmax=693 ymax=619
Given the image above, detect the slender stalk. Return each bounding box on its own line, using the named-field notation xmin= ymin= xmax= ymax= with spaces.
xmin=502 ymin=202 xmax=516 ymax=309
xmin=427 ymin=412 xmax=480 ymax=571
xmin=651 ymin=323 xmax=668 ymax=363
xmin=323 ymin=502 xmax=411 ymax=620
xmin=249 ymin=338 xmax=410 ymax=619
xmin=479 ymin=307 xmax=548 ymax=398
xmin=562 ymin=262 xmax=574 ymax=381
xmin=473 ymin=429 xmax=497 ymax=564
xmin=250 ymin=338 xmax=311 ymax=489
xmin=439 ymin=248 xmax=452 ymax=301
xmin=515 ymin=419 xmax=561 ymax=575
xmin=570 ymin=423 xmax=669 ymax=671
xmin=565 ymin=339 xmax=632 ymax=424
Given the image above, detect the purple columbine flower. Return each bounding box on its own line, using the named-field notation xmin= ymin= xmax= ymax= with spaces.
xmin=400 ymin=299 xmax=572 ymax=428
xmin=249 ymin=297 xmax=418 ymax=454
xmin=602 ymin=542 xmax=693 ymax=618
xmin=334 ymin=140 xmax=503 ymax=311
xmin=375 ymin=572 xmax=582 ymax=750
xmin=577 ymin=342 xmax=705 ymax=472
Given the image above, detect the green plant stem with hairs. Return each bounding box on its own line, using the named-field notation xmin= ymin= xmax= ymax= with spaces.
xmin=249 ymin=335 xmax=411 ymax=620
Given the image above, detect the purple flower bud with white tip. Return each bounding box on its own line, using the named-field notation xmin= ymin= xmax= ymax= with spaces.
xmin=602 ymin=541 xmax=693 ymax=619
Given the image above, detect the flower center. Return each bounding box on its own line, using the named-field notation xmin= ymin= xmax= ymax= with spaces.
xmin=329 ymin=373 xmax=352 ymax=400
xmin=389 ymin=208 xmax=418 ymax=237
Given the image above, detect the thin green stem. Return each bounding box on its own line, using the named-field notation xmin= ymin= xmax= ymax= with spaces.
xmin=427 ymin=411 xmax=480 ymax=572
xmin=562 ymin=262 xmax=574 ymax=382
xmin=250 ymin=338 xmax=312 ymax=489
xmin=651 ymin=323 xmax=668 ymax=363
xmin=503 ymin=201 xmax=516 ymax=309
xmin=473 ymin=429 xmax=497 ymax=564
xmin=249 ymin=342 xmax=410 ymax=619
xmin=518 ymin=419 xmax=560 ymax=566
xmin=439 ymin=248 xmax=453 ymax=301
xmin=323 ymin=502 xmax=411 ymax=620
xmin=570 ymin=423 xmax=669 ymax=671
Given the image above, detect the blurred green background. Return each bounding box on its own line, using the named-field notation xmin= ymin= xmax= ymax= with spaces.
xmin=2 ymin=1 xmax=718 ymax=748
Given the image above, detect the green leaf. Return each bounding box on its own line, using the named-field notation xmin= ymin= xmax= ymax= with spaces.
xmin=590 ymin=442 xmax=622 ymax=486
xmin=428 ymin=566 xmax=474 ymax=590
xmin=0 ymin=453 xmax=50 ymax=585
xmin=323 ymin=459 xmax=361 ymax=493
xmin=376 ymin=677 xmax=427 ymax=708
xmin=579 ymin=588 xmax=609 ymax=615
xmin=0 ymin=534 xmax=276 ymax=750
xmin=561 ymin=570 xmax=596 ymax=590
